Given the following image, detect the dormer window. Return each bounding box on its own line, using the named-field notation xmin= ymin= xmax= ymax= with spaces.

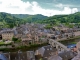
xmin=47 ymin=49 xmax=49 ymax=50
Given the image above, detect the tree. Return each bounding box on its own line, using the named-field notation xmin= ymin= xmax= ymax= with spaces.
xmin=44 ymin=24 xmax=53 ymax=29
xmin=12 ymin=37 xmax=18 ymax=42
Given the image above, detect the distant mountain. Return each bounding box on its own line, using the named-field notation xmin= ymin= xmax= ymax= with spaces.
xmin=12 ymin=14 xmax=48 ymax=23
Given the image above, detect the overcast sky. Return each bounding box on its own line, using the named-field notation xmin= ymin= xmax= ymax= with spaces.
xmin=0 ymin=0 xmax=79 ymax=16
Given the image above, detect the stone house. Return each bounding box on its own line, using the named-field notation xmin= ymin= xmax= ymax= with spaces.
xmin=14 ymin=34 xmax=22 ymax=39
xmin=2 ymin=30 xmax=14 ymax=40
xmin=27 ymin=51 xmax=35 ymax=60
xmin=35 ymin=45 xmax=62 ymax=60
xmin=21 ymin=35 xmax=33 ymax=45
xmin=59 ymin=51 xmax=76 ymax=60
xmin=4 ymin=51 xmax=35 ymax=60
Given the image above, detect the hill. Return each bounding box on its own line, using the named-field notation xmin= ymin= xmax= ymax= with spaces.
xmin=0 ymin=12 xmax=80 ymax=28
xmin=12 ymin=14 xmax=48 ymax=23
xmin=0 ymin=12 xmax=48 ymax=28
xmin=37 ymin=12 xmax=80 ymax=24
xmin=0 ymin=12 xmax=25 ymax=28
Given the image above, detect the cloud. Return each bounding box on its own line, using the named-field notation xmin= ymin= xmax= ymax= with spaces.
xmin=55 ymin=3 xmax=64 ymax=8
xmin=55 ymin=3 xmax=76 ymax=9
xmin=0 ymin=0 xmax=79 ymax=16
xmin=72 ymin=8 xmax=78 ymax=13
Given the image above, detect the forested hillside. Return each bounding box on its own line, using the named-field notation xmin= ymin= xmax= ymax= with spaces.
xmin=0 ymin=12 xmax=25 ymax=28
xmin=0 ymin=12 xmax=80 ymax=28
xmin=0 ymin=12 xmax=47 ymax=28
xmin=12 ymin=14 xmax=48 ymax=23
xmin=37 ymin=12 xmax=80 ymax=24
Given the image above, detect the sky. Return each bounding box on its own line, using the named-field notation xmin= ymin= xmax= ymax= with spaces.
xmin=0 ymin=0 xmax=79 ymax=16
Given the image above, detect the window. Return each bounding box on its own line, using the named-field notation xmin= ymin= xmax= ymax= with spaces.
xmin=47 ymin=49 xmax=49 ymax=50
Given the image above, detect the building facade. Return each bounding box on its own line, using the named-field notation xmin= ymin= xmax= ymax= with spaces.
xmin=2 ymin=30 xmax=14 ymax=40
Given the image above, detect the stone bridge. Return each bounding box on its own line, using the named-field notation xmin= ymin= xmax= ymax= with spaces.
xmin=49 ymin=39 xmax=70 ymax=52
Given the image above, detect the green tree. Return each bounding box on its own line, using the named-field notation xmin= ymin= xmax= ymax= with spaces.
xmin=12 ymin=37 xmax=18 ymax=42
xmin=44 ymin=24 xmax=53 ymax=29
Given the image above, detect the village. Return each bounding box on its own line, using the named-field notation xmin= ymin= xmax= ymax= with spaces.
xmin=0 ymin=23 xmax=80 ymax=48
xmin=0 ymin=23 xmax=80 ymax=60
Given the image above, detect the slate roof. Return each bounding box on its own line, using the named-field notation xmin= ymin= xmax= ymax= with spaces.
xmin=1 ymin=29 xmax=14 ymax=34
xmin=0 ymin=54 xmax=8 ymax=60
xmin=72 ymin=54 xmax=80 ymax=60
xmin=58 ymin=51 xmax=76 ymax=60
xmin=35 ymin=45 xmax=57 ymax=58
xmin=48 ymin=55 xmax=62 ymax=60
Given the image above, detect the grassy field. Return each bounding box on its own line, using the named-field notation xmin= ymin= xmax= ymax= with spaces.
xmin=0 ymin=42 xmax=4 ymax=44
